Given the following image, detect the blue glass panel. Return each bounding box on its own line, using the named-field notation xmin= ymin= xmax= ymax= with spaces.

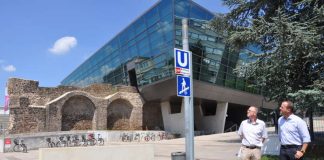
xmin=206 ymin=12 xmax=214 ymax=20
xmin=160 ymin=15 xmax=173 ymax=42
xmin=129 ymin=45 xmax=138 ymax=57
xmin=137 ymin=38 xmax=150 ymax=56
xmin=127 ymin=39 xmax=137 ymax=48
xmin=119 ymin=27 xmax=135 ymax=45
xmin=135 ymin=30 xmax=148 ymax=42
xmin=190 ymin=2 xmax=208 ymax=20
xmin=190 ymin=1 xmax=214 ymax=20
xmin=158 ymin=0 xmax=172 ymax=18
xmin=145 ymin=7 xmax=159 ymax=27
xmin=149 ymin=31 xmax=163 ymax=50
xmin=175 ymin=0 xmax=190 ymax=18
xmin=147 ymin=23 xmax=160 ymax=34
xmin=134 ymin=17 xmax=146 ymax=35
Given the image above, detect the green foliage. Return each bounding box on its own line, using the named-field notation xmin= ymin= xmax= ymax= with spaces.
xmin=211 ymin=0 xmax=324 ymax=107
xmin=288 ymin=88 xmax=324 ymax=110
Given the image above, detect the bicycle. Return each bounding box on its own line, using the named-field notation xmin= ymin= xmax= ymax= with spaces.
xmin=13 ymin=138 xmax=27 ymax=153
xmin=71 ymin=135 xmax=80 ymax=146
xmin=66 ymin=135 xmax=72 ymax=147
xmin=46 ymin=137 xmax=56 ymax=148
xmin=87 ymin=133 xmax=97 ymax=146
xmin=121 ymin=133 xmax=131 ymax=142
xmin=56 ymin=136 xmax=67 ymax=147
xmin=81 ymin=134 xmax=88 ymax=146
xmin=97 ymin=134 xmax=104 ymax=146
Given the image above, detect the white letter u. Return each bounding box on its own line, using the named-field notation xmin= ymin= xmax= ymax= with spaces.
xmin=177 ymin=51 xmax=188 ymax=67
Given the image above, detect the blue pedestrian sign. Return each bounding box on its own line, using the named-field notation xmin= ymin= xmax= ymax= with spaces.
xmin=174 ymin=48 xmax=191 ymax=75
xmin=177 ymin=75 xmax=190 ymax=97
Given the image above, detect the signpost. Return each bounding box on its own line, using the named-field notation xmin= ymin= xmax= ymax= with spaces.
xmin=174 ymin=18 xmax=194 ymax=160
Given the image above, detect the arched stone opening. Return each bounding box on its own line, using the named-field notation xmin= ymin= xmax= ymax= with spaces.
xmin=61 ymin=95 xmax=95 ymax=131
xmin=107 ymin=99 xmax=133 ymax=130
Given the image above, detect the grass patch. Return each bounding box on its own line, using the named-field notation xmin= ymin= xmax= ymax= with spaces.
xmin=261 ymin=155 xmax=278 ymax=160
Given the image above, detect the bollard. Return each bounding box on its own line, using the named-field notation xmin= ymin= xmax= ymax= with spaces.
xmin=171 ymin=151 xmax=185 ymax=160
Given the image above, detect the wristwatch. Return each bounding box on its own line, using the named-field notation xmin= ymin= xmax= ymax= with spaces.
xmin=300 ymin=150 xmax=305 ymax=154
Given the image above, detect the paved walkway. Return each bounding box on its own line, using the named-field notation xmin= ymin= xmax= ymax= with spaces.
xmin=0 ymin=131 xmax=245 ymax=160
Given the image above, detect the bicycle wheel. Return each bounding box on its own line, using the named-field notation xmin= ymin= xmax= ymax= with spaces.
xmin=82 ymin=140 xmax=88 ymax=146
xmin=56 ymin=141 xmax=62 ymax=147
xmin=72 ymin=139 xmax=80 ymax=146
xmin=48 ymin=142 xmax=54 ymax=148
xmin=51 ymin=142 xmax=55 ymax=148
xmin=66 ymin=140 xmax=71 ymax=147
xmin=93 ymin=139 xmax=97 ymax=145
xmin=13 ymin=145 xmax=20 ymax=152
xmin=22 ymin=144 xmax=27 ymax=153
xmin=89 ymin=139 xmax=97 ymax=146
xmin=98 ymin=139 xmax=104 ymax=145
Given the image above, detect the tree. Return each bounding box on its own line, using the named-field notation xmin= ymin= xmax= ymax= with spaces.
xmin=211 ymin=0 xmax=323 ymax=137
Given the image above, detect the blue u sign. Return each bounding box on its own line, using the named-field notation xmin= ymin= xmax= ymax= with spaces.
xmin=175 ymin=49 xmax=189 ymax=69
xmin=174 ymin=48 xmax=190 ymax=75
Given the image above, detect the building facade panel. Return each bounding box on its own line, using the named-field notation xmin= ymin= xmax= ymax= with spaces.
xmin=59 ymin=0 xmax=276 ymax=134
xmin=61 ymin=0 xmax=260 ymax=96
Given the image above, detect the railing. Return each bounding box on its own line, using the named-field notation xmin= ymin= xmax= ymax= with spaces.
xmin=224 ymin=124 xmax=238 ymax=133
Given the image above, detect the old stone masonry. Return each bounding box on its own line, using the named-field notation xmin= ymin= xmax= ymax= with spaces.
xmin=6 ymin=78 xmax=144 ymax=134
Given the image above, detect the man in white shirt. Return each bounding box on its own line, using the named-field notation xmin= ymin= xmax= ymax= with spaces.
xmin=278 ymin=101 xmax=310 ymax=160
xmin=238 ymin=106 xmax=268 ymax=160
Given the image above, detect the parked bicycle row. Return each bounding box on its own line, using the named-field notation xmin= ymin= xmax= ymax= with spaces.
xmin=46 ymin=133 xmax=104 ymax=148
xmin=4 ymin=131 xmax=171 ymax=152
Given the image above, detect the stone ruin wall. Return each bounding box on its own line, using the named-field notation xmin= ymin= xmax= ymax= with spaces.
xmin=7 ymin=78 xmax=143 ymax=134
xmin=7 ymin=78 xmax=138 ymax=107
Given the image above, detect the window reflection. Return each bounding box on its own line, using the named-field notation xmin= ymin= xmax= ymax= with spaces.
xmin=62 ymin=0 xmax=261 ymax=95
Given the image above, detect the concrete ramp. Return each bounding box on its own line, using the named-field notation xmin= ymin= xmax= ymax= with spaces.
xmin=39 ymin=145 xmax=154 ymax=160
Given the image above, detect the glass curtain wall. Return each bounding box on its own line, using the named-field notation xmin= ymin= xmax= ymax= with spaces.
xmin=61 ymin=0 xmax=260 ymax=94
xmin=61 ymin=0 xmax=175 ymax=87
xmin=174 ymin=0 xmax=260 ymax=94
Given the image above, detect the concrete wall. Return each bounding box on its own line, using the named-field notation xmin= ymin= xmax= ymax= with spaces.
xmin=39 ymin=145 xmax=154 ymax=160
xmin=215 ymin=102 xmax=228 ymax=133
xmin=161 ymin=101 xmax=185 ymax=135
xmin=161 ymin=99 xmax=229 ymax=135
xmin=194 ymin=102 xmax=228 ymax=134
xmin=140 ymin=78 xmax=277 ymax=109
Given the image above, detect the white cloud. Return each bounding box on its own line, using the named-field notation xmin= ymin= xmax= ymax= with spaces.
xmin=49 ymin=36 xmax=77 ymax=55
xmin=3 ymin=65 xmax=16 ymax=72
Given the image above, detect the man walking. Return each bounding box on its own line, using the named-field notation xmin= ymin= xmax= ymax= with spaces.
xmin=279 ymin=101 xmax=311 ymax=160
xmin=238 ymin=106 xmax=268 ymax=160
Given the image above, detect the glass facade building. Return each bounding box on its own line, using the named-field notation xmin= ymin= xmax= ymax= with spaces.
xmin=61 ymin=0 xmax=260 ymax=95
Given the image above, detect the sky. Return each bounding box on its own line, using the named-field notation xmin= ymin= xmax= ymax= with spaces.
xmin=0 ymin=0 xmax=229 ymax=106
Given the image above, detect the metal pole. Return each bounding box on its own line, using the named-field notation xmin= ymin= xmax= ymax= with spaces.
xmin=182 ymin=18 xmax=194 ymax=160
